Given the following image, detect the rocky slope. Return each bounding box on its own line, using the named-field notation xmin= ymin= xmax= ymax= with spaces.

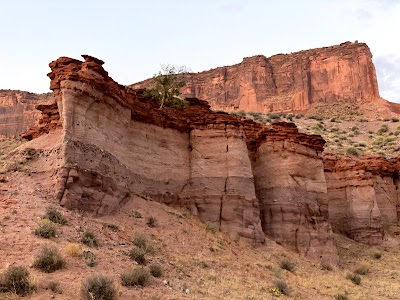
xmin=0 ymin=90 xmax=51 ymax=137
xmin=132 ymin=42 xmax=378 ymax=113
xmin=20 ymin=54 xmax=340 ymax=262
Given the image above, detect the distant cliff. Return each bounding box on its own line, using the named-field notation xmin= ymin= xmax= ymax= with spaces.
xmin=132 ymin=41 xmax=380 ymax=114
xmin=0 ymin=90 xmax=51 ymax=137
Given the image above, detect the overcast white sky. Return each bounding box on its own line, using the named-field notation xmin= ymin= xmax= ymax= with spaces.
xmin=0 ymin=0 xmax=399 ymax=102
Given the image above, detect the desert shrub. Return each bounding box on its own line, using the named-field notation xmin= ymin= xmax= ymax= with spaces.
xmin=373 ymin=252 xmax=382 ymax=259
xmin=378 ymin=124 xmax=389 ymax=134
xmin=358 ymin=118 xmax=368 ymax=122
xmin=346 ymin=147 xmax=359 ymax=156
xmin=121 ymin=267 xmax=150 ymax=287
xmin=146 ymin=216 xmax=158 ymax=228
xmin=392 ymin=118 xmax=399 ymax=122
xmin=102 ymin=223 xmax=120 ymax=231
xmin=33 ymin=245 xmax=65 ymax=273
xmin=128 ymin=210 xmax=142 ymax=218
xmin=335 ymin=291 xmax=349 ymax=300
xmin=354 ymin=266 xmax=369 ymax=275
xmin=83 ymin=250 xmax=97 ymax=267
xmin=280 ymin=260 xmax=295 ymax=272
xmin=268 ymin=113 xmax=281 ymax=120
xmin=358 ymin=142 xmax=367 ymax=147
xmin=44 ymin=207 xmax=67 ymax=225
xmin=295 ymin=114 xmax=303 ymax=119
xmin=48 ymin=281 xmax=61 ymax=293
xmin=81 ymin=274 xmax=117 ymax=300
xmin=346 ymin=273 xmax=361 ymax=285
xmin=149 ymin=264 xmax=163 ymax=277
xmin=205 ymin=222 xmax=219 ymax=233
xmin=274 ymin=280 xmax=290 ymax=296
xmin=0 ymin=265 xmax=33 ymax=296
xmin=320 ymin=262 xmax=333 ymax=271
xmin=65 ymin=242 xmax=82 ymax=257
xmin=308 ymin=115 xmax=323 ymax=121
xmin=351 ymin=126 xmax=359 ymax=132
xmin=330 ymin=118 xmax=337 ymax=122
xmin=128 ymin=247 xmax=147 ymax=265
xmin=34 ymin=219 xmax=56 ymax=238
xmin=331 ymin=127 xmax=340 ymax=132
xmin=132 ymin=234 xmax=154 ymax=254
xmin=81 ymin=231 xmax=99 ymax=248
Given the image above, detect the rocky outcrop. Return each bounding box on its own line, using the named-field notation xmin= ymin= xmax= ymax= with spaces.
xmin=21 ymin=54 xmax=338 ymax=261
xmin=0 ymin=90 xmax=51 ymax=137
xmin=324 ymin=154 xmax=400 ymax=244
xmin=253 ymin=139 xmax=336 ymax=261
xmin=131 ymin=41 xmax=380 ymax=114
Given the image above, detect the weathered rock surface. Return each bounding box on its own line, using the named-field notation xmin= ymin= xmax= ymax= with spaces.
xmin=324 ymin=154 xmax=400 ymax=244
xmin=0 ymin=90 xmax=51 ymax=137
xmin=131 ymin=42 xmax=382 ymax=114
xmin=22 ymin=54 xmax=339 ymax=261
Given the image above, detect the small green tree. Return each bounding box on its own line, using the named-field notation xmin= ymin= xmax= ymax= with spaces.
xmin=145 ymin=64 xmax=189 ymax=109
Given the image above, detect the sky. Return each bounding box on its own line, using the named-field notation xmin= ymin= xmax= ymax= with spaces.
xmin=1 ymin=0 xmax=399 ymax=102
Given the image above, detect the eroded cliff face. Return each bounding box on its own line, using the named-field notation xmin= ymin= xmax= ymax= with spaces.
xmin=0 ymin=90 xmax=50 ymax=137
xmin=324 ymin=154 xmax=400 ymax=245
xmin=131 ymin=41 xmax=380 ymax=114
xmin=21 ymin=54 xmax=339 ymax=261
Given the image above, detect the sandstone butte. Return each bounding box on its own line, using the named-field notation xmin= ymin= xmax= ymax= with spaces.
xmin=3 ymin=41 xmax=400 ymax=137
xmin=17 ymin=54 xmax=400 ymax=265
xmin=131 ymin=41 xmax=400 ymax=117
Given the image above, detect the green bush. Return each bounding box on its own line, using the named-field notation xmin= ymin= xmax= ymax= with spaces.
xmin=121 ymin=267 xmax=150 ymax=287
xmin=33 ymin=245 xmax=65 ymax=273
xmin=44 ymin=207 xmax=67 ymax=225
xmin=0 ymin=265 xmax=33 ymax=296
xmin=81 ymin=231 xmax=99 ymax=248
xmin=274 ymin=280 xmax=290 ymax=296
xmin=149 ymin=264 xmax=163 ymax=277
xmin=81 ymin=274 xmax=117 ymax=300
xmin=280 ymin=260 xmax=295 ymax=272
xmin=34 ymin=219 xmax=56 ymax=238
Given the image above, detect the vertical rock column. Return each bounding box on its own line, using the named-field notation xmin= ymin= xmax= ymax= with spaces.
xmin=180 ymin=124 xmax=265 ymax=243
xmin=253 ymin=140 xmax=338 ymax=262
xmin=325 ymin=170 xmax=383 ymax=244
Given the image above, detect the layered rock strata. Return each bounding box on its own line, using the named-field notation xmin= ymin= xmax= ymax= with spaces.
xmin=324 ymin=154 xmax=400 ymax=244
xmin=0 ymin=90 xmax=50 ymax=137
xmin=25 ymin=55 xmax=338 ymax=261
xmin=131 ymin=41 xmax=380 ymax=113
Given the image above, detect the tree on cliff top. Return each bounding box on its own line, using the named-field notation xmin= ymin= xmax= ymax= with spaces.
xmin=144 ymin=64 xmax=189 ymax=110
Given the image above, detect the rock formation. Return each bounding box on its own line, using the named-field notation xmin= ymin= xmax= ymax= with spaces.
xmin=23 ymin=55 xmax=339 ymax=262
xmin=324 ymin=154 xmax=400 ymax=244
xmin=0 ymin=90 xmax=50 ymax=137
xmin=131 ymin=41 xmax=382 ymax=114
